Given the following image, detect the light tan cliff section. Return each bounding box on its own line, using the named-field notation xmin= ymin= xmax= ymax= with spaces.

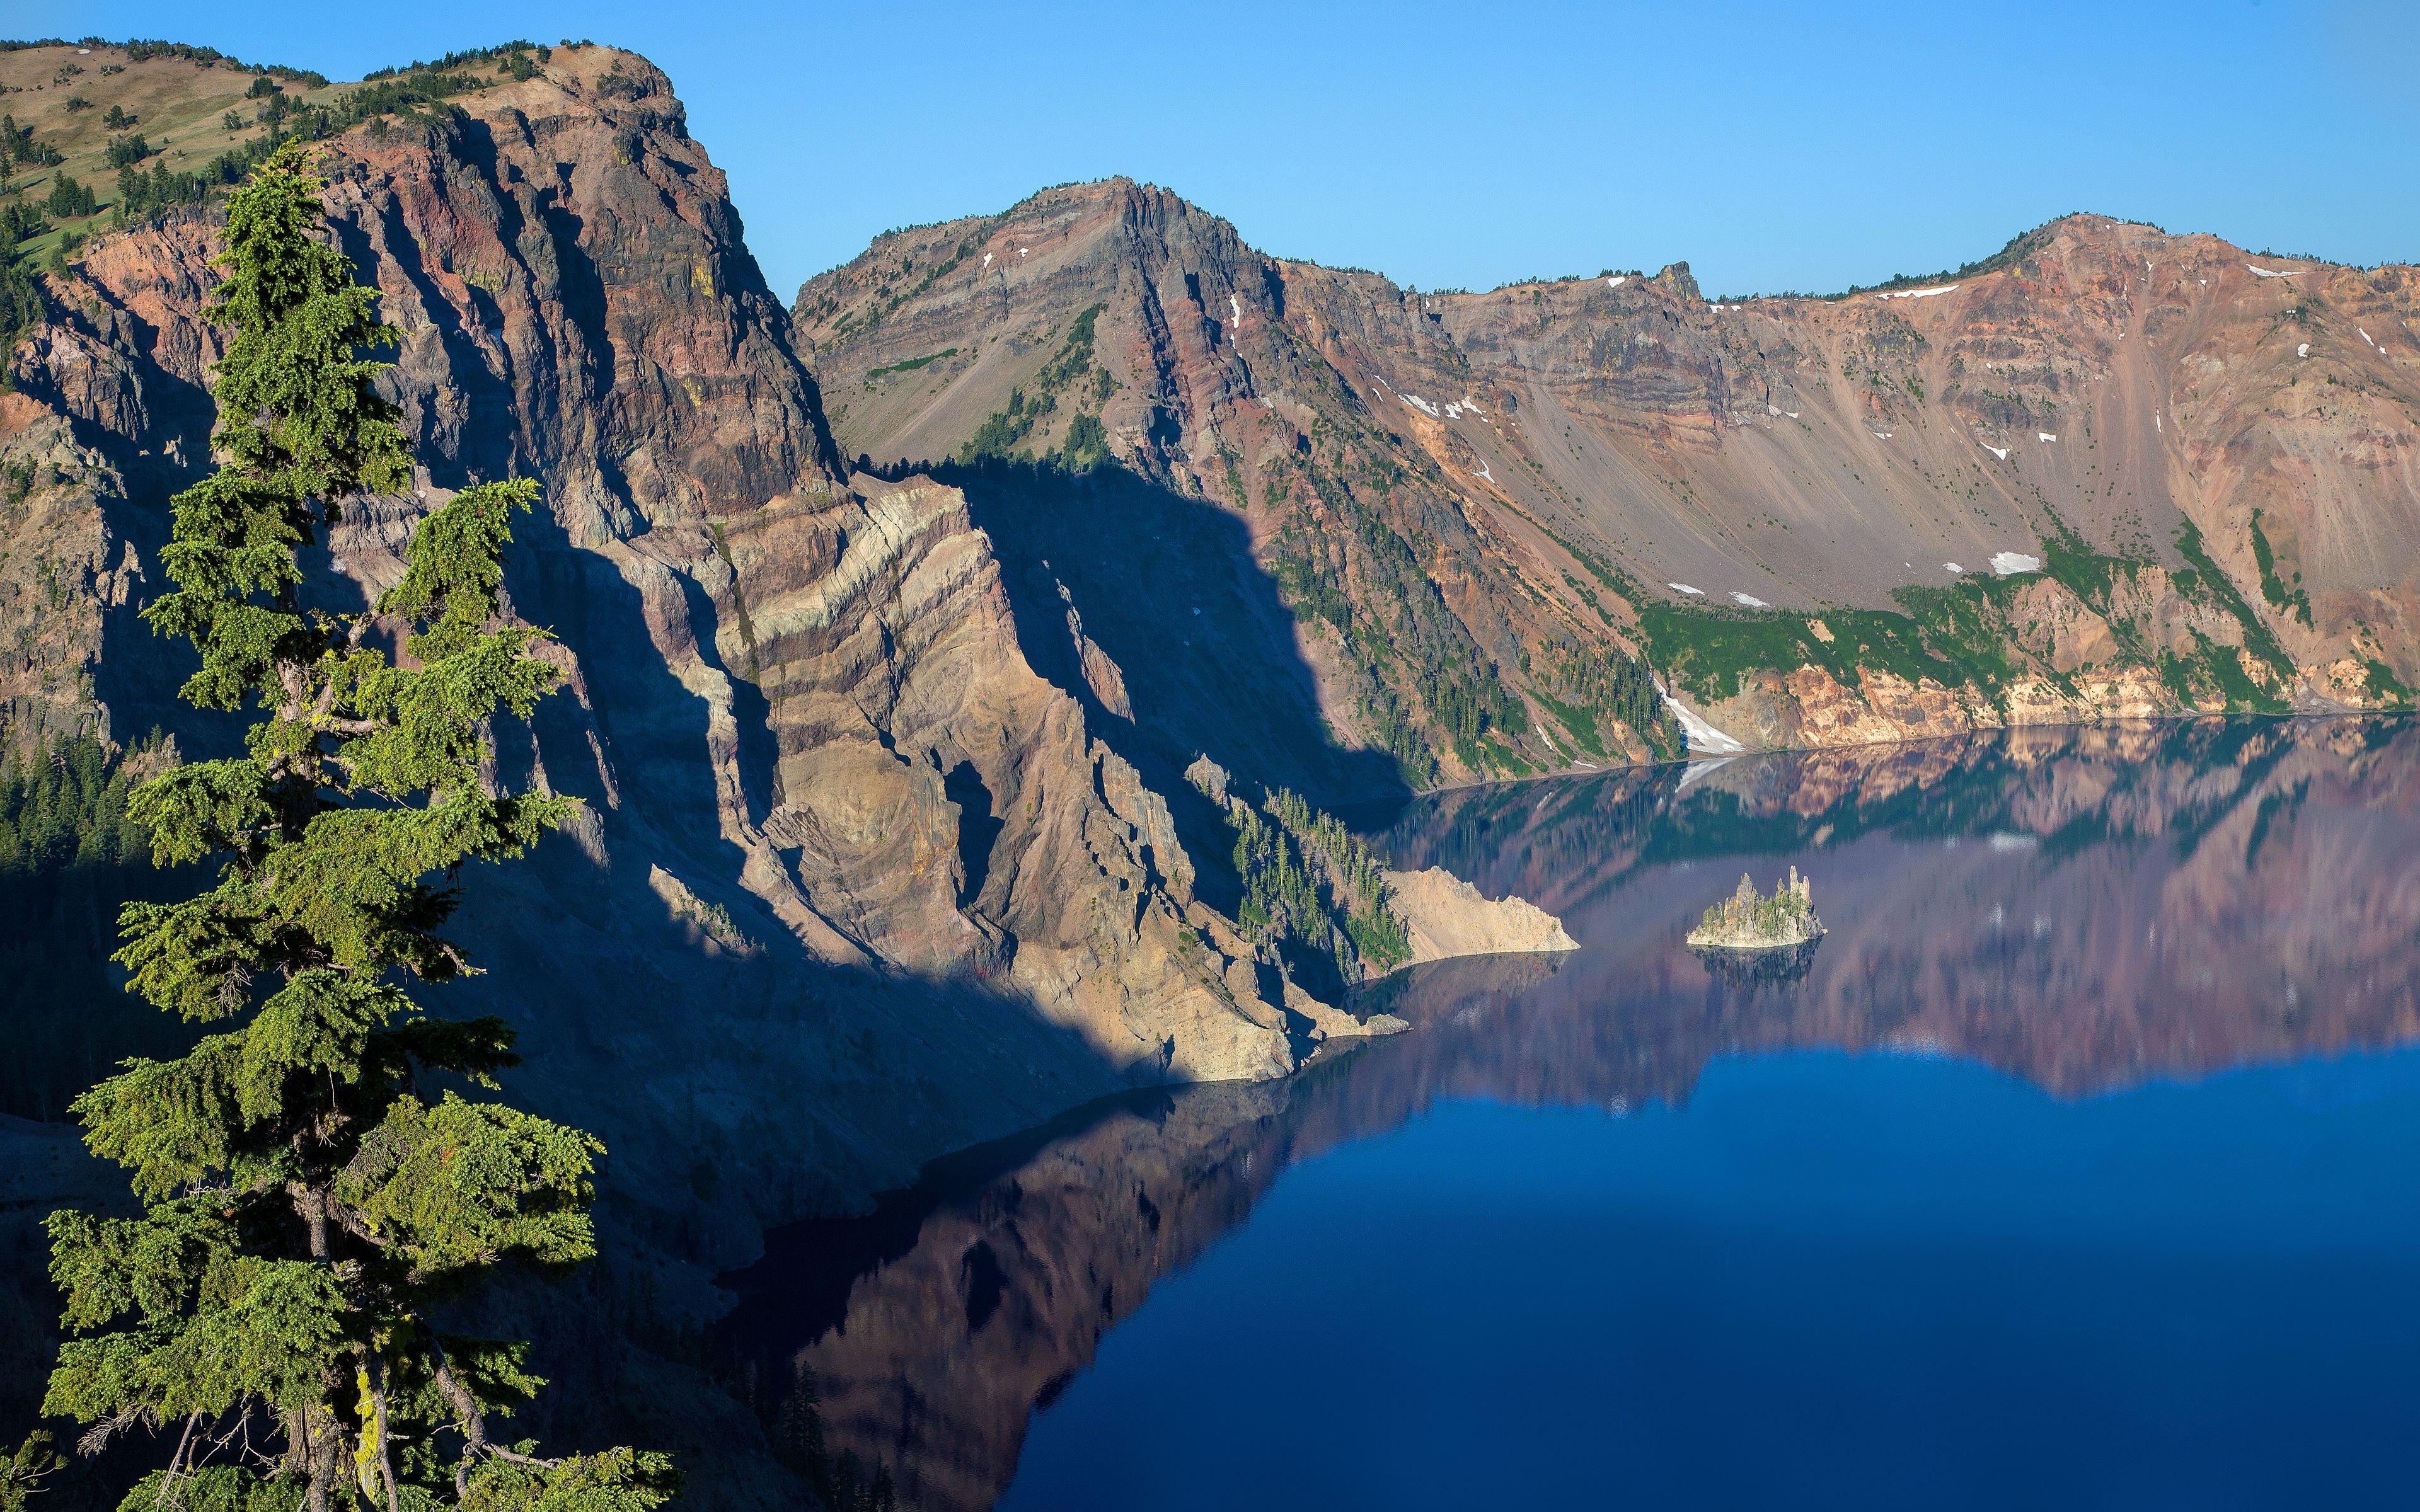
xmin=720 ymin=472 xmax=1313 ymax=1080
xmin=1382 ymin=866 xmax=1579 ymax=964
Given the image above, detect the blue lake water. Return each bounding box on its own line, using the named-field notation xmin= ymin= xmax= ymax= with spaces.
xmin=728 ymin=718 xmax=2420 ymax=1510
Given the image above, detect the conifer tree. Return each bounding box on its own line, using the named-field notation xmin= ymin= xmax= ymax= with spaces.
xmin=41 ymin=142 xmax=673 ymax=1511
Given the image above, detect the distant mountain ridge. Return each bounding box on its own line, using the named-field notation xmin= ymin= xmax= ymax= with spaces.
xmin=797 ymin=181 xmax=2418 ymax=767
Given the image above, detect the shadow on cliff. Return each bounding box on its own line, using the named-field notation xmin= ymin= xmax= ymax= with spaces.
xmin=892 ymin=454 xmax=1409 ymax=810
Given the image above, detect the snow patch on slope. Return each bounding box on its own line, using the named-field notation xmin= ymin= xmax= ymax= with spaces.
xmin=1662 ymin=692 xmax=1746 ymax=754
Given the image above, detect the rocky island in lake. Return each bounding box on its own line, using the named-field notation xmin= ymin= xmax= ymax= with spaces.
xmin=1688 ymin=869 xmax=1825 ymax=980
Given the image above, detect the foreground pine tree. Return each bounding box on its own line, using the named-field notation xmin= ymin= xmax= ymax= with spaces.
xmin=41 ymin=143 xmax=674 ymax=1511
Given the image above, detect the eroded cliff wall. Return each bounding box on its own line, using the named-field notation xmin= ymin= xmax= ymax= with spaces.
xmin=798 ymin=186 xmax=2419 ymax=766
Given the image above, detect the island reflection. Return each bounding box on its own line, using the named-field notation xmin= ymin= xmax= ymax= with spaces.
xmin=720 ymin=716 xmax=2420 ymax=1512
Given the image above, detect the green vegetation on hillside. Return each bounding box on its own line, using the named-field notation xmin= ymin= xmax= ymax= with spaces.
xmin=1628 ymin=570 xmax=2031 ymax=712
xmin=1222 ymin=782 xmax=1411 ymax=994
xmin=1262 ymin=450 xmax=1525 ymax=783
xmin=864 ymin=347 xmax=957 ymax=381
xmin=1531 ymin=641 xmax=1685 ymax=762
xmin=1599 ymin=503 xmax=2312 ymax=720
xmin=2360 ymin=655 xmax=2413 ymax=706
xmin=0 ymin=734 xmax=205 ymax=1121
xmin=2165 ymin=520 xmax=2295 ymax=710
xmin=956 ymin=304 xmax=1116 ymax=469
xmin=39 ymin=144 xmax=671 ymax=1511
xmin=1 ymin=42 xmax=556 ymax=255
xmin=2247 ymin=508 xmax=2313 ymax=627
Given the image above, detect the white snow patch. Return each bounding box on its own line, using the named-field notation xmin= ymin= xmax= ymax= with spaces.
xmin=1872 ymin=430 xmax=1893 ymax=440
xmin=1460 ymin=395 xmax=1486 ymax=415
xmin=1988 ymin=832 xmax=2039 ymax=854
xmin=1474 ymin=459 xmax=1494 ymax=483
xmin=1981 ymin=443 xmax=2010 ymax=461
xmin=1663 ymin=694 xmax=1747 ymax=755
xmin=1990 ymin=551 xmax=2041 ymax=575
xmin=2155 ymin=413 xmax=2162 ymax=432
xmin=1731 ymin=592 xmax=1770 ymax=608
xmin=1444 ymin=403 xmax=1463 ymax=418
xmin=1877 ymin=284 xmax=1959 ymax=301
xmin=2297 ymin=343 xmax=2310 ymax=358
xmin=2038 ymin=432 xmax=2057 ymax=442
xmin=1668 ymin=582 xmax=1705 ymax=596
xmin=1228 ymin=294 xmax=1242 ymax=326
xmin=1400 ymin=394 xmax=1440 ymax=418
xmin=982 ymin=252 xmax=994 ymax=270
xmin=1944 ymin=562 xmax=1966 ymax=574
xmin=2247 ymin=263 xmax=2300 ymax=278
xmin=1607 ymin=276 xmax=1627 ymax=287
xmin=2360 ymin=328 xmax=2375 ymax=347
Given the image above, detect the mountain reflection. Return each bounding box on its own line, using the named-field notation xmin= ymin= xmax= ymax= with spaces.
xmin=720 ymin=716 xmax=2420 ymax=1512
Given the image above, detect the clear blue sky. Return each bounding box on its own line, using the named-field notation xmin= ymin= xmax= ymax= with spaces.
xmin=22 ymin=0 xmax=2419 ymax=300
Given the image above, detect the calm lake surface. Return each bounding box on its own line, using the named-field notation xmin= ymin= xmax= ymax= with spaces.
xmin=725 ymin=718 xmax=2420 ymax=1510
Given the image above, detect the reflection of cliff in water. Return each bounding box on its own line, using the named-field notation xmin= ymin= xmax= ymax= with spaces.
xmin=720 ymin=716 xmax=2420 ymax=1512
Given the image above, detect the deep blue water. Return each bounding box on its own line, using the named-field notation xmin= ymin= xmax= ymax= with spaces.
xmin=998 ymin=1049 xmax=2420 ymax=1511
xmin=728 ymin=719 xmax=2420 ymax=1511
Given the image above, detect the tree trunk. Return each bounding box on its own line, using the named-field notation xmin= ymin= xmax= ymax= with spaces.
xmin=295 ymin=1183 xmax=330 ymax=1259
xmin=373 ymin=1353 xmax=401 ymax=1512
xmin=304 ymin=1405 xmax=338 ymax=1512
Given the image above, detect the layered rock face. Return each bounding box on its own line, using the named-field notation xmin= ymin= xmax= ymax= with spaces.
xmin=800 ymin=187 xmax=2419 ymax=761
xmin=794 ymin=180 xmax=1684 ymax=789
xmin=0 ymin=44 xmax=1344 ymax=1249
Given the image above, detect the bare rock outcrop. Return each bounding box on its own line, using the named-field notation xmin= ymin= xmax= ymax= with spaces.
xmin=1381 ymin=866 xmax=1579 ymax=965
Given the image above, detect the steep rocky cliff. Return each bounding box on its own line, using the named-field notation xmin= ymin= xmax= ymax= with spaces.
xmin=792 ymin=181 xmax=1686 ymax=789
xmin=0 ymin=41 xmax=1437 ymax=1508
xmin=798 ymin=185 xmax=2419 ymax=763
xmin=0 ymin=40 xmax=1584 ymax=1283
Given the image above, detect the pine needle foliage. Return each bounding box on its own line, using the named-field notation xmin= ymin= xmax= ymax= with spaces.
xmin=1229 ymin=786 xmax=1411 ymax=991
xmin=1 ymin=1433 xmax=61 ymax=1512
xmin=41 ymin=143 xmax=673 ymax=1512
